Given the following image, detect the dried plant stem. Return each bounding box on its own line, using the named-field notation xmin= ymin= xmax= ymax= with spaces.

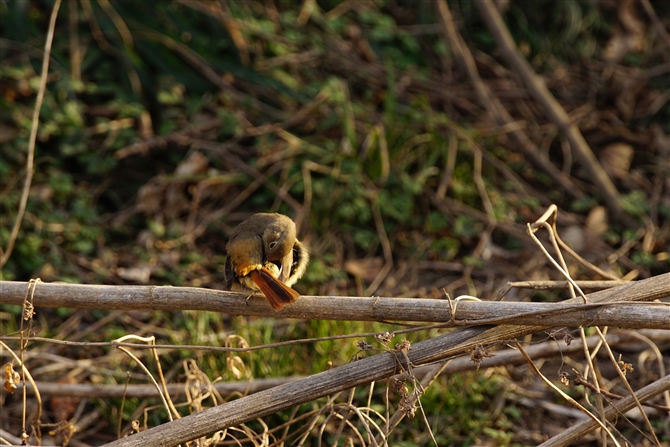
xmin=528 ymin=206 xmax=610 ymax=438
xmin=515 ymin=341 xmax=622 ymax=446
xmin=574 ymin=376 xmax=670 ymax=412
xmin=15 ymin=331 xmax=662 ymax=401
xmin=216 ymin=0 xmax=250 ymax=65
xmin=295 ymin=393 xmax=340 ymax=447
xmin=592 ymin=326 xmax=660 ymax=445
xmin=506 ymin=280 xmax=630 ymax=290
xmin=132 ymin=26 xmax=281 ymax=118
xmin=0 ymin=341 xmax=43 ymax=443
xmin=639 ymin=0 xmax=670 ymax=51
xmin=365 ymin=199 xmax=393 ymax=296
xmin=623 ymin=331 xmax=670 ymax=408
xmin=68 ymin=0 xmax=81 ymax=82
xmin=115 ymin=335 xmax=180 ymax=421
xmin=0 ymin=0 xmax=61 ymax=269
xmin=19 ymin=280 xmax=40 ymax=443
xmin=378 ymin=360 xmax=450 ymax=445
xmin=580 ymin=325 xmax=608 ymax=445
xmin=436 ymin=134 xmax=457 ymax=199
xmin=462 ymin=146 xmax=496 ymax=295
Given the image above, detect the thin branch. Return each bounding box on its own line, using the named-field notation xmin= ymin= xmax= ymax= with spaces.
xmin=114 ymin=335 xmax=179 ymax=421
xmin=591 ymin=326 xmax=661 ymax=445
xmin=639 ymin=0 xmax=670 ymax=51
xmin=574 ymin=376 xmax=670 ymax=412
xmin=505 ymin=280 xmax=630 ymax=290
xmin=130 ymin=25 xmax=283 ymax=119
xmin=0 ymin=341 xmax=43 ymax=443
xmin=365 ymin=198 xmax=393 ymax=296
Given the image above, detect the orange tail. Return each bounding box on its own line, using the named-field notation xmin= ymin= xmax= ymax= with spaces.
xmin=248 ymin=267 xmax=300 ymax=311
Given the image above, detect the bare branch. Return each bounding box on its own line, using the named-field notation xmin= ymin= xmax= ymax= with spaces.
xmin=1 ymin=278 xmax=669 ymax=328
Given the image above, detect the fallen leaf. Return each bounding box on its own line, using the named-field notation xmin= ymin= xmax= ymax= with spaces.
xmin=175 ymin=151 xmax=209 ymax=175
xmin=585 ymin=206 xmax=608 ymax=237
xmin=51 ymin=377 xmax=81 ymax=422
xmin=227 ymin=355 xmax=246 ymax=380
xmin=117 ymin=266 xmax=151 ymax=283
xmin=602 ymin=0 xmax=646 ymax=62
xmin=561 ymin=226 xmax=585 ymax=252
xmin=136 ymin=180 xmax=165 ymax=216
xmin=600 ymin=142 xmax=634 ymax=180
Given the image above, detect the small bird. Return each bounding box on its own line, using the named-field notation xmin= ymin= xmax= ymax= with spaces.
xmin=224 ymin=213 xmax=309 ymax=310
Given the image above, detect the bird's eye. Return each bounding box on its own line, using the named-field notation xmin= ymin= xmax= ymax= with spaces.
xmin=268 ymin=241 xmax=277 ymax=250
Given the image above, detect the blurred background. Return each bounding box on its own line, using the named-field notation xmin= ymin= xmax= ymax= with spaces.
xmin=1 ymin=0 xmax=669 ymax=445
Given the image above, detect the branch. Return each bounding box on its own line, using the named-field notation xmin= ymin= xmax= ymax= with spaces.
xmin=12 ymin=331 xmax=662 ymax=399
xmin=51 ymin=274 xmax=667 ymax=447
xmin=473 ymin=0 xmax=625 ymax=220
xmin=17 ymin=377 xmax=297 ymax=399
xmin=1 ymin=278 xmax=669 ymax=328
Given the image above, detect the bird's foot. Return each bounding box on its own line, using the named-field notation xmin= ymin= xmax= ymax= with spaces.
xmin=245 ymin=291 xmax=262 ymax=306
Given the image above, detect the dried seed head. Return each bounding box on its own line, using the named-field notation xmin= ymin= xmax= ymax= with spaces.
xmin=357 ymin=340 xmax=373 ymax=350
xmin=375 ymin=332 xmax=394 ymax=345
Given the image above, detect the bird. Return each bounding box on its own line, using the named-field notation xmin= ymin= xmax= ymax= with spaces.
xmin=224 ymin=213 xmax=309 ymax=310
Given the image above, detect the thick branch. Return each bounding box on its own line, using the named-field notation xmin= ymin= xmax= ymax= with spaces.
xmin=1 ymin=279 xmax=669 ymax=328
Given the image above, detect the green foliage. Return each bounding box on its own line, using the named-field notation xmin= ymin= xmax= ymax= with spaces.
xmin=621 ymin=190 xmax=649 ymax=218
xmin=570 ymin=197 xmax=599 ymax=213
